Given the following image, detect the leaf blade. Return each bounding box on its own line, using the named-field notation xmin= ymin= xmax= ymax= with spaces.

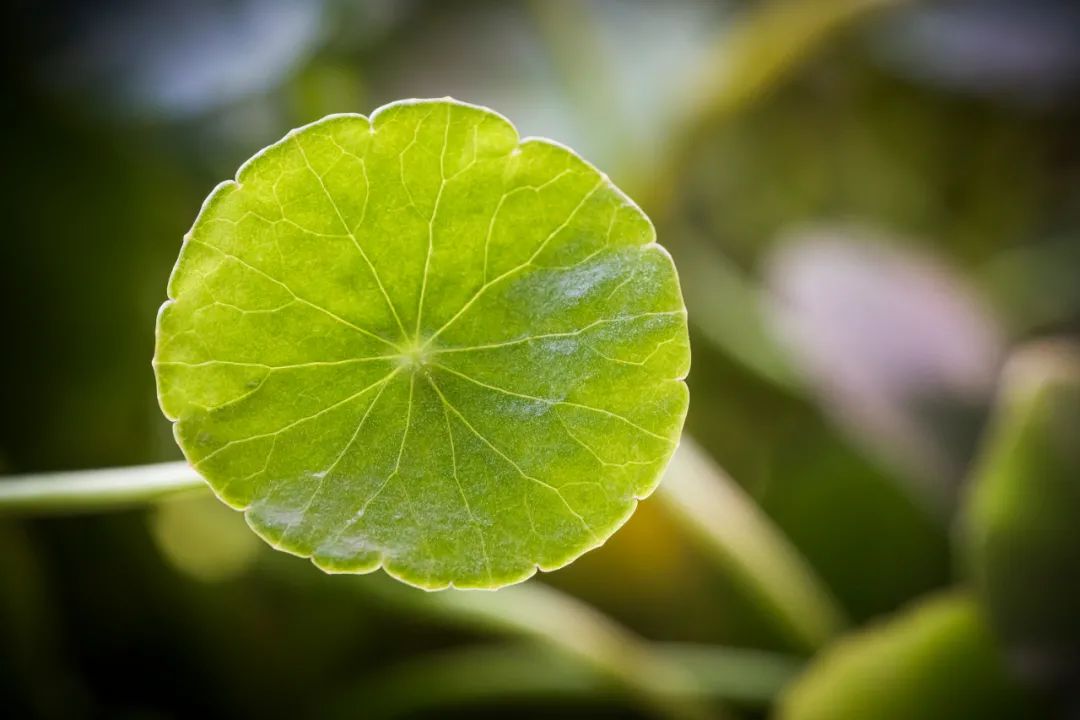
xmin=154 ymin=98 xmax=689 ymax=589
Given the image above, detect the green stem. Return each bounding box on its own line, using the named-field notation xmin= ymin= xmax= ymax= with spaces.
xmin=527 ymin=0 xmax=626 ymax=174
xmin=334 ymin=642 xmax=800 ymax=719
xmin=675 ymin=226 xmax=804 ymax=392
xmin=0 ymin=441 xmax=845 ymax=654
xmin=0 ymin=462 xmax=205 ymax=515
xmin=658 ymin=438 xmax=848 ymax=652
xmin=641 ymin=0 xmax=902 ymax=215
xmin=0 ymin=464 xmax=802 ymax=717
xmin=361 ymin=575 xmax=733 ymax=720
xmin=0 ymin=444 xmax=842 ymax=652
xmin=1 ymin=451 xmax=822 ymax=715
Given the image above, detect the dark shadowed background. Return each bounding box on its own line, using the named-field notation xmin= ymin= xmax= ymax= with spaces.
xmin=2 ymin=1 xmax=1079 ymax=718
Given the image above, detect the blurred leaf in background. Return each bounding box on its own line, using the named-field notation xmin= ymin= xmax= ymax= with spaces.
xmin=777 ymin=593 xmax=1027 ymax=720
xmin=36 ymin=0 xmax=326 ymax=120
xmin=3 ymin=0 xmax=1080 ymax=717
xmin=151 ymin=494 xmax=261 ymax=583
xmin=764 ymin=226 xmax=1004 ymax=511
xmin=962 ymin=341 xmax=1080 ymax=714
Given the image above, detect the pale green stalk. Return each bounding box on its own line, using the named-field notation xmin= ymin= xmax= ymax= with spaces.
xmin=0 ymin=438 xmax=845 ymax=653
xmin=644 ymin=0 xmax=903 ymax=214
xmin=658 ymin=438 xmax=848 ymax=651
xmin=0 ymin=447 xmax=820 ymax=716
xmin=335 ymin=643 xmax=800 ymax=718
xmin=361 ymin=575 xmax=729 ymax=720
xmin=0 ymin=461 xmax=205 ymax=515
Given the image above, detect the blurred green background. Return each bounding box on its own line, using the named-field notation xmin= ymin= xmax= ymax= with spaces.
xmin=2 ymin=1 xmax=1079 ymax=718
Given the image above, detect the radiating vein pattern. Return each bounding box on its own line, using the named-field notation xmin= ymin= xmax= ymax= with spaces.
xmin=154 ymin=99 xmax=690 ymax=590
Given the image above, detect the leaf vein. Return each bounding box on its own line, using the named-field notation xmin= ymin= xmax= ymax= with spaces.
xmin=432 ymin=363 xmax=673 ymax=444
xmin=193 ymin=368 xmax=401 ymax=468
xmin=278 ymin=377 xmax=394 ymax=548
xmin=155 ymin=356 xmax=398 ymax=370
xmin=429 ymin=310 xmax=685 ymax=355
xmin=414 ymin=103 xmax=452 ymax=337
xmin=427 ymin=375 xmax=597 ymax=540
xmin=187 ymin=239 xmax=402 ymax=351
xmin=431 ymin=374 xmax=494 ymax=584
xmin=292 ymin=133 xmax=410 ymax=341
xmin=422 ymin=177 xmax=606 ymax=349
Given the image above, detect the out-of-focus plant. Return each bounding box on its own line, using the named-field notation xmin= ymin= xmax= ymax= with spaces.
xmin=777 ymin=593 xmax=1025 ymax=720
xmin=0 ymin=94 xmax=838 ymax=720
xmin=4 ymin=0 xmax=1080 ymax=717
xmin=962 ymin=341 xmax=1080 ymax=711
xmin=765 ymin=227 xmax=1004 ymax=513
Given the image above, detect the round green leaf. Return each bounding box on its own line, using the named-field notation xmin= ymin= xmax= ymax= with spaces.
xmin=154 ymin=98 xmax=689 ymax=589
xmin=777 ymin=594 xmax=1025 ymax=720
